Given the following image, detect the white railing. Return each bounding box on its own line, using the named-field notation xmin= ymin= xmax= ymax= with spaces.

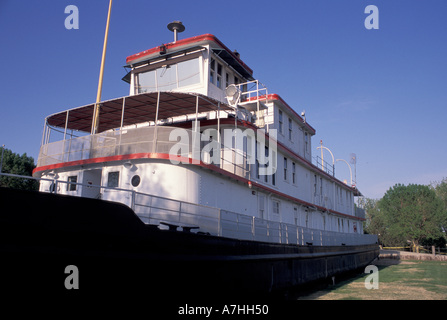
xmin=237 ymin=79 xmax=269 ymax=102
xmin=0 ymin=173 xmax=378 ymax=247
xmin=37 ymin=126 xmax=250 ymax=179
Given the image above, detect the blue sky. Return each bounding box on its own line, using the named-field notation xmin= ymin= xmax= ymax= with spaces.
xmin=0 ymin=0 xmax=446 ymax=199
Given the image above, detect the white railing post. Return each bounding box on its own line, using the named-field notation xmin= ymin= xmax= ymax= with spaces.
xmin=178 ymin=201 xmax=182 ymax=224
xmin=217 ymin=209 xmax=222 ymax=237
xmin=131 ymin=190 xmax=135 ymax=211
xmin=252 ymin=216 xmax=255 ymax=240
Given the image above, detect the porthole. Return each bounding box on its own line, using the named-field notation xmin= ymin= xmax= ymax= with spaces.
xmin=131 ymin=175 xmax=141 ymax=187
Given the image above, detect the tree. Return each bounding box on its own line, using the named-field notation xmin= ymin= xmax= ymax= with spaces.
xmin=430 ymin=178 xmax=447 ymax=244
xmin=378 ymin=183 xmax=445 ymax=251
xmin=0 ymin=147 xmax=38 ymax=191
xmin=363 ymin=197 xmax=406 ymax=247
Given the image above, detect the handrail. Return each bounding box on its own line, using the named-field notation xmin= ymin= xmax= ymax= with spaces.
xmin=0 ymin=172 xmax=378 ymax=246
xmin=37 ymin=126 xmax=251 ymax=179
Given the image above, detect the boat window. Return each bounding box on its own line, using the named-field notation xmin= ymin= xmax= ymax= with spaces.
xmin=158 ymin=65 xmax=177 ymax=91
xmin=320 ymin=177 xmax=323 ymax=197
xmin=178 ymin=58 xmax=200 ymax=87
xmin=278 ymin=110 xmax=283 ymax=134
xmin=292 ymin=162 xmax=296 ymax=184
xmin=67 ymin=175 xmax=77 ymax=191
xmin=272 ymin=150 xmax=277 ymax=185
xmin=305 ymin=132 xmax=309 ymax=153
xmin=131 ymin=175 xmax=141 ymax=187
xmin=288 ymin=118 xmax=292 ymax=140
xmin=216 ymin=63 xmax=222 ymax=88
xmin=272 ymin=200 xmax=280 ymax=215
xmin=138 ymin=69 xmax=157 ymax=93
xmin=210 ymin=58 xmax=215 ymax=84
xmin=107 ymin=171 xmax=119 ymax=188
xmin=136 ymin=57 xmax=200 ymax=93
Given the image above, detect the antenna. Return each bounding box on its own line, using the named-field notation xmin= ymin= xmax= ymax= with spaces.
xmin=350 ymin=153 xmax=357 ymax=186
xmin=167 ymin=21 xmax=185 ymax=43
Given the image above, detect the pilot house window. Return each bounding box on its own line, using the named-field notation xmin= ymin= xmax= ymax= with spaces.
xmin=210 ymin=58 xmax=215 ymax=84
xmin=136 ymin=58 xmax=200 ymax=93
xmin=216 ymin=63 xmax=222 ymax=88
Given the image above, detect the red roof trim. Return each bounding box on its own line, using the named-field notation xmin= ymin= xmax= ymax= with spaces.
xmin=33 ymin=153 xmax=364 ymax=221
xmin=126 ymin=33 xmax=253 ymax=76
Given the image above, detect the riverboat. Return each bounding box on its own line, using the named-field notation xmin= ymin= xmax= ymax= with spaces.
xmin=1 ymin=21 xmax=378 ymax=299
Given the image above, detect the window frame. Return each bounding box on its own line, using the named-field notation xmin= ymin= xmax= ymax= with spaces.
xmin=107 ymin=171 xmax=120 ymax=188
xmin=272 ymin=200 xmax=280 ymax=215
xmin=66 ymin=175 xmax=77 ymax=191
xmin=278 ymin=110 xmax=283 ymax=134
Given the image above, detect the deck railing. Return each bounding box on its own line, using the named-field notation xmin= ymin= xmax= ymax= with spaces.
xmin=0 ymin=172 xmax=378 ymax=247
xmin=38 ymin=126 xmax=250 ymax=179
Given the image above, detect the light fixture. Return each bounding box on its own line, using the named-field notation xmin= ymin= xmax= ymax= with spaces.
xmin=225 ymin=84 xmax=241 ymax=107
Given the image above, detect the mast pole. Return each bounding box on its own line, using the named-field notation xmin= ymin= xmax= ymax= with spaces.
xmin=92 ymin=0 xmax=113 ymax=135
xmin=320 ymin=140 xmax=324 ymax=171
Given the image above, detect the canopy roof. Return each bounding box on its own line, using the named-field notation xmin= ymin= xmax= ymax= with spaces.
xmin=46 ymin=92 xmax=233 ymax=133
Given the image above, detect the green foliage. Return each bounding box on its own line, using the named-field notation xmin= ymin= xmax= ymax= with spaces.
xmin=364 ymin=182 xmax=447 ymax=247
xmin=0 ymin=147 xmax=38 ymax=191
xmin=432 ymin=178 xmax=447 ymax=233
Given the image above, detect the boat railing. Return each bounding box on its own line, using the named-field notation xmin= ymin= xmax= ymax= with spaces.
xmin=312 ymin=155 xmax=335 ymax=176
xmin=238 ymin=79 xmax=268 ymax=102
xmin=0 ymin=172 xmax=378 ymax=247
xmin=37 ymin=126 xmax=250 ymax=179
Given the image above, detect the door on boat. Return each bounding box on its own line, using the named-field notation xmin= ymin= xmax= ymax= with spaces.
xmin=81 ymin=169 xmax=102 ymax=199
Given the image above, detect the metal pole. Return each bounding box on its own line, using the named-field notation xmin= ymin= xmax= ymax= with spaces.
xmin=316 ymin=145 xmax=335 ymax=175
xmin=152 ymin=91 xmax=160 ymax=153
xmin=217 ymin=102 xmax=221 ymax=168
xmin=63 ymin=110 xmax=69 ymax=141
xmin=336 ymin=159 xmax=353 ymax=186
xmin=320 ymin=140 xmax=324 ymax=170
xmin=192 ymin=95 xmax=200 ymax=163
xmin=41 ymin=118 xmax=47 ymax=147
xmin=119 ymin=97 xmax=126 ymax=153
xmin=92 ymin=0 xmax=113 ymax=134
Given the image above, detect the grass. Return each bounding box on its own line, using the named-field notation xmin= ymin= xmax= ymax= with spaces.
xmin=296 ymin=259 xmax=447 ymax=300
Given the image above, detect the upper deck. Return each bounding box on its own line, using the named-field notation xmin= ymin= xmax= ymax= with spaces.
xmin=35 ymin=29 xmax=359 ymax=200
xmin=40 ymin=31 xmax=316 ymax=156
